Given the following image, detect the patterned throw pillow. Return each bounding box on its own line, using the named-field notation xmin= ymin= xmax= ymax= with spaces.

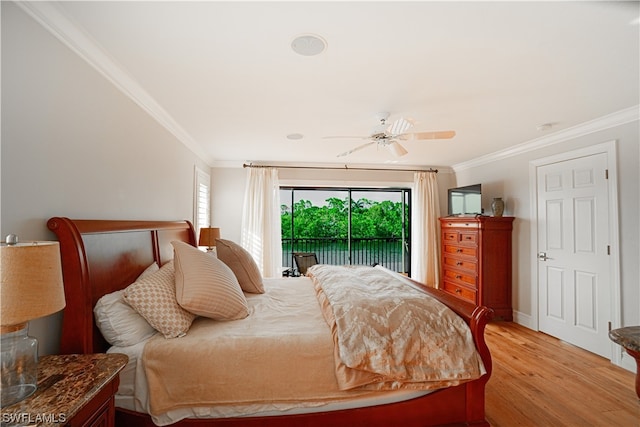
xmin=172 ymin=241 xmax=249 ymax=320
xmin=215 ymin=239 xmax=264 ymax=294
xmin=123 ymin=261 xmax=195 ymax=338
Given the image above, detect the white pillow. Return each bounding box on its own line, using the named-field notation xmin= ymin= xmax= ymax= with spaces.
xmin=94 ymin=263 xmax=159 ymax=347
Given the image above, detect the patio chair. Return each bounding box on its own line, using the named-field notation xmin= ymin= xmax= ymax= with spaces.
xmin=293 ymin=252 xmax=318 ymax=276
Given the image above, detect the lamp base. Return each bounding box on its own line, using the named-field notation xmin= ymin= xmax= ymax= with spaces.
xmin=1 ymin=384 xmax=37 ymax=408
xmin=0 ymin=324 xmax=38 ymax=408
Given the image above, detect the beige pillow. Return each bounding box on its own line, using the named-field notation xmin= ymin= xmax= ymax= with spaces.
xmin=215 ymin=239 xmax=264 ymax=294
xmin=172 ymin=241 xmax=249 ymax=320
xmin=123 ymin=261 xmax=196 ymax=339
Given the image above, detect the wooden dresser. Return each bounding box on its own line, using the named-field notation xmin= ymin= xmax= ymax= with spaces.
xmin=439 ymin=216 xmax=515 ymax=320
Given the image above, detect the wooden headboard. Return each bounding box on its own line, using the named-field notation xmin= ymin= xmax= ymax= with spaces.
xmin=47 ymin=217 xmax=196 ymax=354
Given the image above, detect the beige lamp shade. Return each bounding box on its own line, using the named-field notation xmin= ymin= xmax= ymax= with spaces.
xmin=198 ymin=227 xmax=221 ymax=248
xmin=1 ymin=242 xmax=66 ymax=329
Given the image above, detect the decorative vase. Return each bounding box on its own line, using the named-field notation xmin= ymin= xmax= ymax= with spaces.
xmin=491 ymin=197 xmax=504 ymax=217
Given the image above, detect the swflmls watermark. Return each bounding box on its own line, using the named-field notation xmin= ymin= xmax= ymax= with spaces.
xmin=1 ymin=412 xmax=67 ymax=425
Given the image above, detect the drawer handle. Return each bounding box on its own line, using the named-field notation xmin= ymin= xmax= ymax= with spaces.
xmin=455 ymin=275 xmax=462 ymax=280
xmin=456 ymin=261 xmax=463 ymax=266
xmin=455 ymin=288 xmax=462 ymax=294
xmin=456 ymin=249 xmax=463 ymax=253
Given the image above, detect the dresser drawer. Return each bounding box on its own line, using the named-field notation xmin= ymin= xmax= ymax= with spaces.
xmin=443 ymin=268 xmax=477 ymax=287
xmin=443 ymin=244 xmax=477 ymax=258
xmin=443 ymin=231 xmax=460 ymax=242
xmin=443 ymin=256 xmax=477 ymax=273
xmin=442 ymin=230 xmax=478 ymax=245
xmin=442 ymin=280 xmax=477 ymax=304
xmin=459 ymin=232 xmax=478 ymax=245
xmin=441 ymin=220 xmax=480 ymax=229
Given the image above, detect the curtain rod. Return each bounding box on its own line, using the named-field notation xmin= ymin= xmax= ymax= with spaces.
xmin=242 ymin=163 xmax=438 ymax=173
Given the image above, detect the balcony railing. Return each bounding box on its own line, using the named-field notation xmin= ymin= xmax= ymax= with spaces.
xmin=282 ymin=237 xmax=410 ymax=274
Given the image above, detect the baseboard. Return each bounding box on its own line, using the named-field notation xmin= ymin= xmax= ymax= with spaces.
xmin=512 ymin=310 xmax=535 ymax=330
xmin=619 ymin=352 xmax=637 ymax=373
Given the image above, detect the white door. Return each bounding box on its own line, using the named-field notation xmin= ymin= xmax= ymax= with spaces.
xmin=537 ymin=152 xmax=611 ymax=358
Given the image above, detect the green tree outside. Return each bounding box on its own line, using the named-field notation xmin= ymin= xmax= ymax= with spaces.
xmin=281 ymin=196 xmax=407 ymax=239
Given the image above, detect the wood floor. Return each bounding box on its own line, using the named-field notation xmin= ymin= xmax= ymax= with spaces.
xmin=484 ymin=321 xmax=639 ymax=426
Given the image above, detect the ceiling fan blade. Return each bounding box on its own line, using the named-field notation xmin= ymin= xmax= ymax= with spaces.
xmin=336 ymin=141 xmax=375 ymax=157
xmin=399 ymin=130 xmax=456 ymax=140
xmin=387 ymin=141 xmax=408 ymax=157
xmin=387 ymin=117 xmax=414 ymax=136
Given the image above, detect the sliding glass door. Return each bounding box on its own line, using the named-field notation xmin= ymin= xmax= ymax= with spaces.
xmin=280 ymin=187 xmax=411 ymax=275
xmin=350 ymin=190 xmax=410 ymax=273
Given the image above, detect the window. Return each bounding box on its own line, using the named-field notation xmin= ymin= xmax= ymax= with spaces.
xmin=280 ymin=187 xmax=411 ymax=275
xmin=194 ymin=166 xmax=211 ymax=234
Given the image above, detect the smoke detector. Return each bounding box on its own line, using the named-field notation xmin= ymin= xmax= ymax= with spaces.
xmin=291 ymin=34 xmax=327 ymax=56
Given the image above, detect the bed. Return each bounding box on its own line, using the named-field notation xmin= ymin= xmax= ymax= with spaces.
xmin=47 ymin=217 xmax=494 ymax=427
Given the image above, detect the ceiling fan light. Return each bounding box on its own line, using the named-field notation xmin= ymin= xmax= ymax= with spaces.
xmin=388 ymin=142 xmax=408 ymax=157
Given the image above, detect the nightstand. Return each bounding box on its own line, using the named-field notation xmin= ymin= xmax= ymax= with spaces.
xmin=609 ymin=326 xmax=640 ymax=399
xmin=1 ymin=353 xmax=127 ymax=426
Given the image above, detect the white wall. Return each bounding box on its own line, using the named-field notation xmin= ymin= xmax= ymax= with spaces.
xmin=210 ymin=167 xmax=246 ymax=244
xmin=1 ymin=3 xmax=209 ymax=355
xmin=454 ymin=120 xmax=639 ymax=331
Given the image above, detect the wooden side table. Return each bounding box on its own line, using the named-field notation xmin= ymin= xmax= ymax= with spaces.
xmin=609 ymin=326 xmax=640 ymax=399
xmin=1 ymin=353 xmax=127 ymax=426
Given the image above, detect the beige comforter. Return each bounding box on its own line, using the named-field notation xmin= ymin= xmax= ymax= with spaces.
xmin=307 ymin=265 xmax=485 ymax=391
xmin=141 ymin=267 xmax=484 ymax=417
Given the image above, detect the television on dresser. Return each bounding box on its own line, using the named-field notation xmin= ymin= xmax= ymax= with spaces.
xmin=448 ymin=184 xmax=482 ymax=216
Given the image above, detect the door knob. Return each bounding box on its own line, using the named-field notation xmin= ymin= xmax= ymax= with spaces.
xmin=538 ymin=252 xmax=549 ymax=261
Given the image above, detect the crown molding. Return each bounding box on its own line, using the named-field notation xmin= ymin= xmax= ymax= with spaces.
xmin=453 ymin=105 xmax=639 ymax=172
xmin=14 ymin=1 xmax=215 ymax=166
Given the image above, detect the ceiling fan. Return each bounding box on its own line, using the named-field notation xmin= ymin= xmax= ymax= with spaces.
xmin=326 ymin=112 xmax=456 ymax=158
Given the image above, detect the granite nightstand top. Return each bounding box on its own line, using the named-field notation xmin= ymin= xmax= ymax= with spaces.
xmin=1 ymin=353 xmax=127 ymax=426
xmin=609 ymin=326 xmax=640 ymax=353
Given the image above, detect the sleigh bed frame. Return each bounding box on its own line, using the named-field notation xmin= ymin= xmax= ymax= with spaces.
xmin=48 ymin=217 xmax=493 ymax=427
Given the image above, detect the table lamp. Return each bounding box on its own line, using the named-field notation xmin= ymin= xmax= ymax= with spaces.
xmin=198 ymin=227 xmax=220 ymax=252
xmin=1 ymin=237 xmax=66 ymax=408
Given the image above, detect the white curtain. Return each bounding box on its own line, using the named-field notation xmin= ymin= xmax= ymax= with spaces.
xmin=411 ymin=172 xmax=441 ymax=287
xmin=241 ymin=167 xmax=282 ymax=278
